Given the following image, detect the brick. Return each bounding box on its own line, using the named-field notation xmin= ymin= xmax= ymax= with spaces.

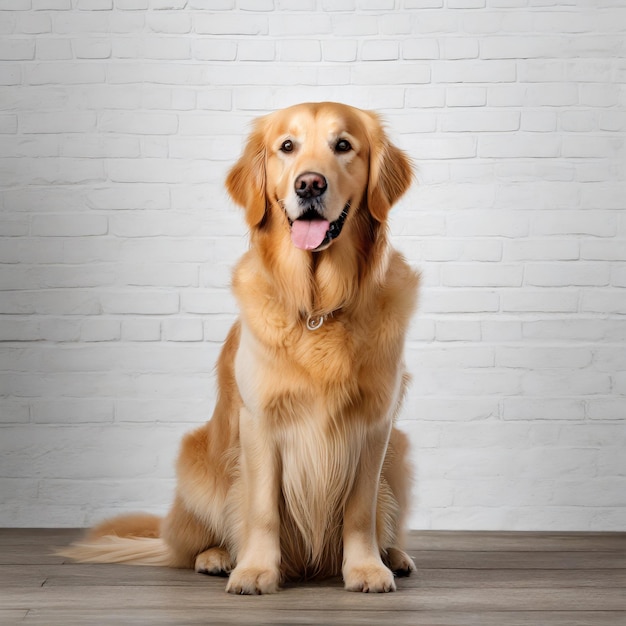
xmin=268 ymin=13 xmax=338 ymax=37
xmin=0 ymin=219 xmax=28 ymax=236
xmin=420 ymin=289 xmax=500 ymax=313
xmin=80 ymin=318 xmax=121 ymax=342
xmin=521 ymin=111 xmax=557 ymax=132
xmin=481 ymin=36 xmax=561 ymax=60
xmin=500 ymin=289 xmax=579 ymax=313
xmin=107 ymin=158 xmax=185 ymax=183
xmin=162 ymin=318 xmax=204 ymax=342
xmin=361 ymin=40 xmax=399 ymax=61
xmin=121 ymin=263 xmax=199 ymax=288
xmin=193 ymin=39 xmax=236 ymax=61
xmin=525 ymin=262 xmax=610 ymax=287
xmin=523 ymin=319 xmax=608 ymax=342
xmin=0 ymin=65 xmax=22 ymax=85
xmin=238 ymin=39 xmax=275 ymax=61
xmin=279 ymin=39 xmax=321 ymax=62
xmin=357 ymin=0 xmax=394 ymax=7
xmin=100 ymin=291 xmax=179 ymax=315
xmin=447 ymin=211 xmax=529 ymax=238
xmin=26 ymin=62 xmax=106 ymax=84
xmin=20 ymin=111 xmax=97 ymax=134
xmin=408 ymin=135 xmax=477 ymax=160
xmin=36 ymin=38 xmax=72 ymax=59
xmin=194 ymin=13 xmax=268 ymax=35
xmin=323 ymin=40 xmax=357 ymax=63
xmin=322 ymin=0 xmax=354 ymax=8
xmin=404 ymin=0 xmax=443 ymax=6
xmin=445 ymin=86 xmax=486 ymax=107
xmin=413 ymin=368 xmax=521 ymax=396
xmin=523 ymin=370 xmax=611 ymax=396
xmin=533 ymin=211 xmax=618 ymax=237
xmin=582 ymin=290 xmax=626 ymax=315
xmin=435 ymin=320 xmax=482 ymax=342
xmin=352 ymin=62 xmax=430 ymax=85
xmin=440 ymin=38 xmax=478 ymax=60
xmin=518 ymin=60 xmax=566 ymax=83
xmin=0 ymin=115 xmax=18 ymax=134
xmin=0 ymin=39 xmax=35 ymax=60
xmin=479 ymin=134 xmax=560 ymax=158
xmin=505 ymin=239 xmax=579 ymax=261
xmin=581 ymin=240 xmax=626 ymax=261
xmin=434 ymin=60 xmax=516 ymax=83
xmin=442 ymin=263 xmax=523 ymax=287
xmin=441 ymin=110 xmax=519 ymax=132
xmin=77 ymin=0 xmax=112 ymax=8
xmin=31 ymin=214 xmax=108 ymax=237
xmin=31 ymin=398 xmax=114 ymax=424
xmin=73 ymin=37 xmax=111 ymax=58
xmin=403 ymin=39 xmax=439 ymax=60
xmin=406 ymin=86 xmax=446 ymax=108
xmin=587 ymin=398 xmax=626 ymax=421
xmin=277 ymin=0 xmax=315 ymax=8
xmin=188 ymin=0 xmax=234 ymax=7
xmin=17 ymin=12 xmax=51 ymax=33
xmin=0 ymin=318 xmax=40 ymax=342
xmin=422 ymin=238 xmax=502 ymax=261
xmin=410 ymin=397 xmax=499 ymax=421
xmin=0 ymin=401 xmax=30 ymax=424
xmin=562 ymin=135 xmax=624 ymax=158
xmin=121 ymin=318 xmax=161 ymax=342
xmin=524 ymin=84 xmax=579 ymax=107
xmin=144 ymin=36 xmax=190 ymax=60
xmin=331 ymin=14 xmax=378 ymax=36
xmin=498 ymin=346 xmax=592 ymax=369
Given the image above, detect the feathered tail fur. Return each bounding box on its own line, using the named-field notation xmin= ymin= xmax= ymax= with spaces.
xmin=58 ymin=513 xmax=176 ymax=567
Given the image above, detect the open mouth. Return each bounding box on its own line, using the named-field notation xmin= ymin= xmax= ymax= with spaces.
xmin=288 ymin=204 xmax=350 ymax=251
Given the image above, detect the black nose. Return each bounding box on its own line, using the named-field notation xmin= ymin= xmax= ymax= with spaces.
xmin=294 ymin=172 xmax=327 ymax=199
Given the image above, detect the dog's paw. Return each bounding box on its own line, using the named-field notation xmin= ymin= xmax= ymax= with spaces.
xmin=195 ymin=547 xmax=233 ymax=577
xmin=226 ymin=566 xmax=280 ymax=595
xmin=387 ymin=547 xmax=416 ymax=577
xmin=343 ymin=562 xmax=396 ymax=593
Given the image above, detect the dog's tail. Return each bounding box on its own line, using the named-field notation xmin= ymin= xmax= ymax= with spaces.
xmin=58 ymin=513 xmax=177 ymax=567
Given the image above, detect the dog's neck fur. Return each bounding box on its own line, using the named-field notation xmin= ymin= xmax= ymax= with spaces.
xmin=244 ymin=203 xmax=390 ymax=325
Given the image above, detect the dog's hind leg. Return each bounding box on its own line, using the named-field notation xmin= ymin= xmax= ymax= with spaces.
xmin=380 ymin=427 xmax=416 ymax=576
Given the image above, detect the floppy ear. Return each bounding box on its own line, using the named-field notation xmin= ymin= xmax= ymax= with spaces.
xmin=225 ymin=117 xmax=267 ymax=228
xmin=364 ymin=112 xmax=414 ymax=222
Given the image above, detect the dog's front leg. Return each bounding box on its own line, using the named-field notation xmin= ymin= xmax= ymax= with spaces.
xmin=226 ymin=406 xmax=281 ymax=595
xmin=342 ymin=419 xmax=396 ymax=593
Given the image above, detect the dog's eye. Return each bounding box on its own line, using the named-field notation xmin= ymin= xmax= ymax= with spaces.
xmin=280 ymin=140 xmax=294 ymax=153
xmin=335 ymin=139 xmax=352 ymax=153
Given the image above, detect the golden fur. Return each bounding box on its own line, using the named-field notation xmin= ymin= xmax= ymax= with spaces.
xmin=62 ymin=102 xmax=419 ymax=594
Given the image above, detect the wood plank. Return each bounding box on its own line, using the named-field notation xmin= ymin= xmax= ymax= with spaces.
xmin=0 ymin=529 xmax=79 ymax=547
xmin=10 ymin=564 xmax=622 ymax=590
xmin=412 ymin=550 xmax=626 ymax=570
xmin=17 ymin=610 xmax=626 ymax=626
xmin=0 ymin=610 xmax=28 ymax=625
xmin=402 ymin=568 xmax=626 ymax=589
xmin=3 ymin=585 xmax=626 ymax=612
xmin=406 ymin=531 xmax=626 ymax=552
xmin=1 ymin=529 xmax=626 ymax=626
xmin=3 ymin=528 xmax=625 ymax=552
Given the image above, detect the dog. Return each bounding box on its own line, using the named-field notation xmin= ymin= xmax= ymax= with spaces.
xmin=62 ymin=102 xmax=419 ymax=594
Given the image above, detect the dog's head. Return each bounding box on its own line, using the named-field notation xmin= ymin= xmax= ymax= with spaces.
xmin=226 ymin=102 xmax=413 ymax=252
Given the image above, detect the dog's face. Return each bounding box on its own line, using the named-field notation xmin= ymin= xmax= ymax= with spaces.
xmin=226 ymin=102 xmax=412 ymax=253
xmin=265 ymin=104 xmax=370 ymax=251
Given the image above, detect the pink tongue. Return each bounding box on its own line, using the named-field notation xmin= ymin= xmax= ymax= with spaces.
xmin=290 ymin=219 xmax=330 ymax=250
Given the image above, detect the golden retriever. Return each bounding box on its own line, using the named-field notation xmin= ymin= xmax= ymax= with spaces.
xmin=62 ymin=102 xmax=419 ymax=594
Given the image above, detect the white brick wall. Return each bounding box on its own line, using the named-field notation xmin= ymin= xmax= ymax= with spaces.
xmin=1 ymin=1 xmax=625 ymax=531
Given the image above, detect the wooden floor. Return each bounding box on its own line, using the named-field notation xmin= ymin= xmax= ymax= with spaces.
xmin=0 ymin=529 xmax=625 ymax=625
